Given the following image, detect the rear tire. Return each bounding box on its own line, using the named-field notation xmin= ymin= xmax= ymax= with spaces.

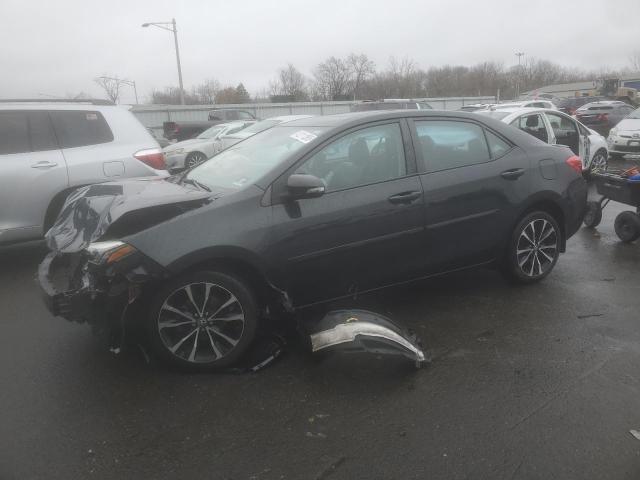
xmin=588 ymin=150 xmax=608 ymax=175
xmin=504 ymin=211 xmax=561 ymax=284
xmin=147 ymin=270 xmax=259 ymax=371
xmin=614 ymin=211 xmax=640 ymax=243
xmin=583 ymin=201 xmax=603 ymax=228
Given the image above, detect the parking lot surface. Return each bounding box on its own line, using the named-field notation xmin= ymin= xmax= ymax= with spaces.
xmin=2 ymin=186 xmax=640 ymax=480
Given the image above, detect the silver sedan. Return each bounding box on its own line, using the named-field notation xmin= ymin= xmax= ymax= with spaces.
xmin=163 ymin=120 xmax=256 ymax=172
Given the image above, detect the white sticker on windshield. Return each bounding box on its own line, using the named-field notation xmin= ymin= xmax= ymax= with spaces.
xmin=290 ymin=130 xmax=317 ymax=144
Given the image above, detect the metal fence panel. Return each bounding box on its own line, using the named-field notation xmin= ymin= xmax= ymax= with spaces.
xmin=131 ymin=97 xmax=496 ymax=129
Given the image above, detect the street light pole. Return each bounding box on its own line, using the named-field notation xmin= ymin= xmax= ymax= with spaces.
xmin=515 ymin=52 xmax=525 ymax=98
xmin=171 ymin=19 xmax=185 ymax=106
xmin=142 ymin=18 xmax=185 ymax=105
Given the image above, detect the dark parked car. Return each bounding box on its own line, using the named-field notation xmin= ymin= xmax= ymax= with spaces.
xmin=39 ymin=111 xmax=587 ymax=371
xmin=556 ymin=96 xmax=605 ymax=116
xmin=574 ymin=101 xmax=635 ymax=136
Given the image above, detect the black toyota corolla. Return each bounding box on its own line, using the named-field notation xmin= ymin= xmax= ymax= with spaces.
xmin=39 ymin=110 xmax=587 ymax=370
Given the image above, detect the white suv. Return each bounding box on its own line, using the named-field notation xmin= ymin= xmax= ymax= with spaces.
xmin=0 ymin=100 xmax=167 ymax=245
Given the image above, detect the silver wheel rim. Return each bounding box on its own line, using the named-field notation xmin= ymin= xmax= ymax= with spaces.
xmin=591 ymin=153 xmax=607 ymax=172
xmin=157 ymin=282 xmax=245 ymax=363
xmin=516 ymin=219 xmax=558 ymax=278
xmin=187 ymin=153 xmax=206 ymax=168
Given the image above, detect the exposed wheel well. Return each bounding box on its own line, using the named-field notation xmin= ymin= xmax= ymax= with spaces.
xmin=178 ymin=257 xmax=282 ymax=313
xmin=43 ymin=186 xmax=83 ymax=233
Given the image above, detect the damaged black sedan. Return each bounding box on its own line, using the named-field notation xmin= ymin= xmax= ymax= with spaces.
xmin=39 ymin=111 xmax=587 ymax=371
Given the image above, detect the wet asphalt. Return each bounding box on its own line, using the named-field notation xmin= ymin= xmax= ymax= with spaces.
xmin=1 ymin=175 xmax=640 ymax=480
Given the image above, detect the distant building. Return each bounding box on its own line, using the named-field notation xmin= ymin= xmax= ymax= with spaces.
xmin=523 ymin=73 xmax=640 ymax=98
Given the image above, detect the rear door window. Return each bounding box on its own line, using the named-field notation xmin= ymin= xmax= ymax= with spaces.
xmin=237 ymin=111 xmax=254 ymax=119
xmin=414 ymin=120 xmax=491 ymax=172
xmin=50 ymin=111 xmax=113 ymax=148
xmin=485 ymin=130 xmax=511 ymax=158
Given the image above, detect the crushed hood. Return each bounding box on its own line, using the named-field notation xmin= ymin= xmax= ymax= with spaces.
xmin=46 ymin=178 xmax=215 ymax=253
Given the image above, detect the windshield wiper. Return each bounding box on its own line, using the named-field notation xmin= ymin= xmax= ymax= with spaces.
xmin=182 ymin=178 xmax=211 ymax=192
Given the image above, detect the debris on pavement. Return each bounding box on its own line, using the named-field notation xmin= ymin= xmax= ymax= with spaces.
xmin=307 ymin=309 xmax=428 ymax=368
xmin=629 ymin=430 xmax=640 ymax=441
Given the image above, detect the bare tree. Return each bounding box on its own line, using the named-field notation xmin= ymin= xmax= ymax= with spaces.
xmin=270 ymin=64 xmax=308 ymax=101
xmin=347 ymin=53 xmax=375 ymax=100
xmin=313 ymin=56 xmax=352 ymax=100
xmin=94 ymin=76 xmax=121 ymax=103
xmin=193 ymin=78 xmax=221 ymax=104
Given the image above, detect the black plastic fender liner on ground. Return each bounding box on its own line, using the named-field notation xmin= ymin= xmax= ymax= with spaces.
xmin=306 ymin=309 xmax=428 ymax=368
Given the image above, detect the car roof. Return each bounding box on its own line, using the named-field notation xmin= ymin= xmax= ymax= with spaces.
xmin=579 ymin=100 xmax=626 ymax=107
xmin=0 ymin=101 xmax=121 ymax=111
xmin=283 ymin=109 xmax=537 ymax=130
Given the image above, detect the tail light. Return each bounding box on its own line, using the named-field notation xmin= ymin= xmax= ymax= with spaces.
xmin=565 ymin=155 xmax=583 ymax=174
xmin=134 ymin=148 xmax=166 ymax=170
xmin=597 ymin=113 xmax=609 ymax=121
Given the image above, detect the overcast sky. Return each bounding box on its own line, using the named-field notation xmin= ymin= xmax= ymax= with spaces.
xmin=1 ymin=0 xmax=637 ymax=103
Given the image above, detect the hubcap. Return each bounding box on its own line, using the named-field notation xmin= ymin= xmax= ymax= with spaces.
xmin=591 ymin=153 xmax=607 ymax=172
xmin=157 ymin=282 xmax=245 ymax=363
xmin=187 ymin=153 xmax=206 ymax=168
xmin=516 ymin=219 xmax=558 ymax=277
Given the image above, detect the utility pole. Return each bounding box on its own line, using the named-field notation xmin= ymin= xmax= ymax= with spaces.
xmin=515 ymin=52 xmax=525 ymax=98
xmin=142 ymin=18 xmax=185 ymax=105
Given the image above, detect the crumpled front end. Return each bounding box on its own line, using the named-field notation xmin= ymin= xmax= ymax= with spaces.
xmin=38 ymin=243 xmax=168 ymax=348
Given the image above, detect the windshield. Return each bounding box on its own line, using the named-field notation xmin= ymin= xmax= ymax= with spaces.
xmin=185 ymin=125 xmax=328 ymax=190
xmin=197 ymin=126 xmax=225 ymax=139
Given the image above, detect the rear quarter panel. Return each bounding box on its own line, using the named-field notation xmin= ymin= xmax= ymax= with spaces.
xmin=64 ymin=107 xmax=163 ymax=187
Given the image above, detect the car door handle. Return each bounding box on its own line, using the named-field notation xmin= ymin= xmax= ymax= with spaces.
xmin=500 ymin=168 xmax=525 ymax=180
xmin=31 ymin=161 xmax=58 ymax=169
xmin=388 ymin=191 xmax=422 ymax=204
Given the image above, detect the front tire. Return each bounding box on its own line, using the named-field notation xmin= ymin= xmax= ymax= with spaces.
xmin=147 ymin=271 xmax=258 ymax=371
xmin=185 ymin=151 xmax=207 ymax=169
xmin=504 ymin=211 xmax=561 ymax=284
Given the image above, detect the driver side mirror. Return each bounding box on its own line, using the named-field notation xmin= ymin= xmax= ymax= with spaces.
xmin=286 ymin=174 xmax=325 ymax=200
